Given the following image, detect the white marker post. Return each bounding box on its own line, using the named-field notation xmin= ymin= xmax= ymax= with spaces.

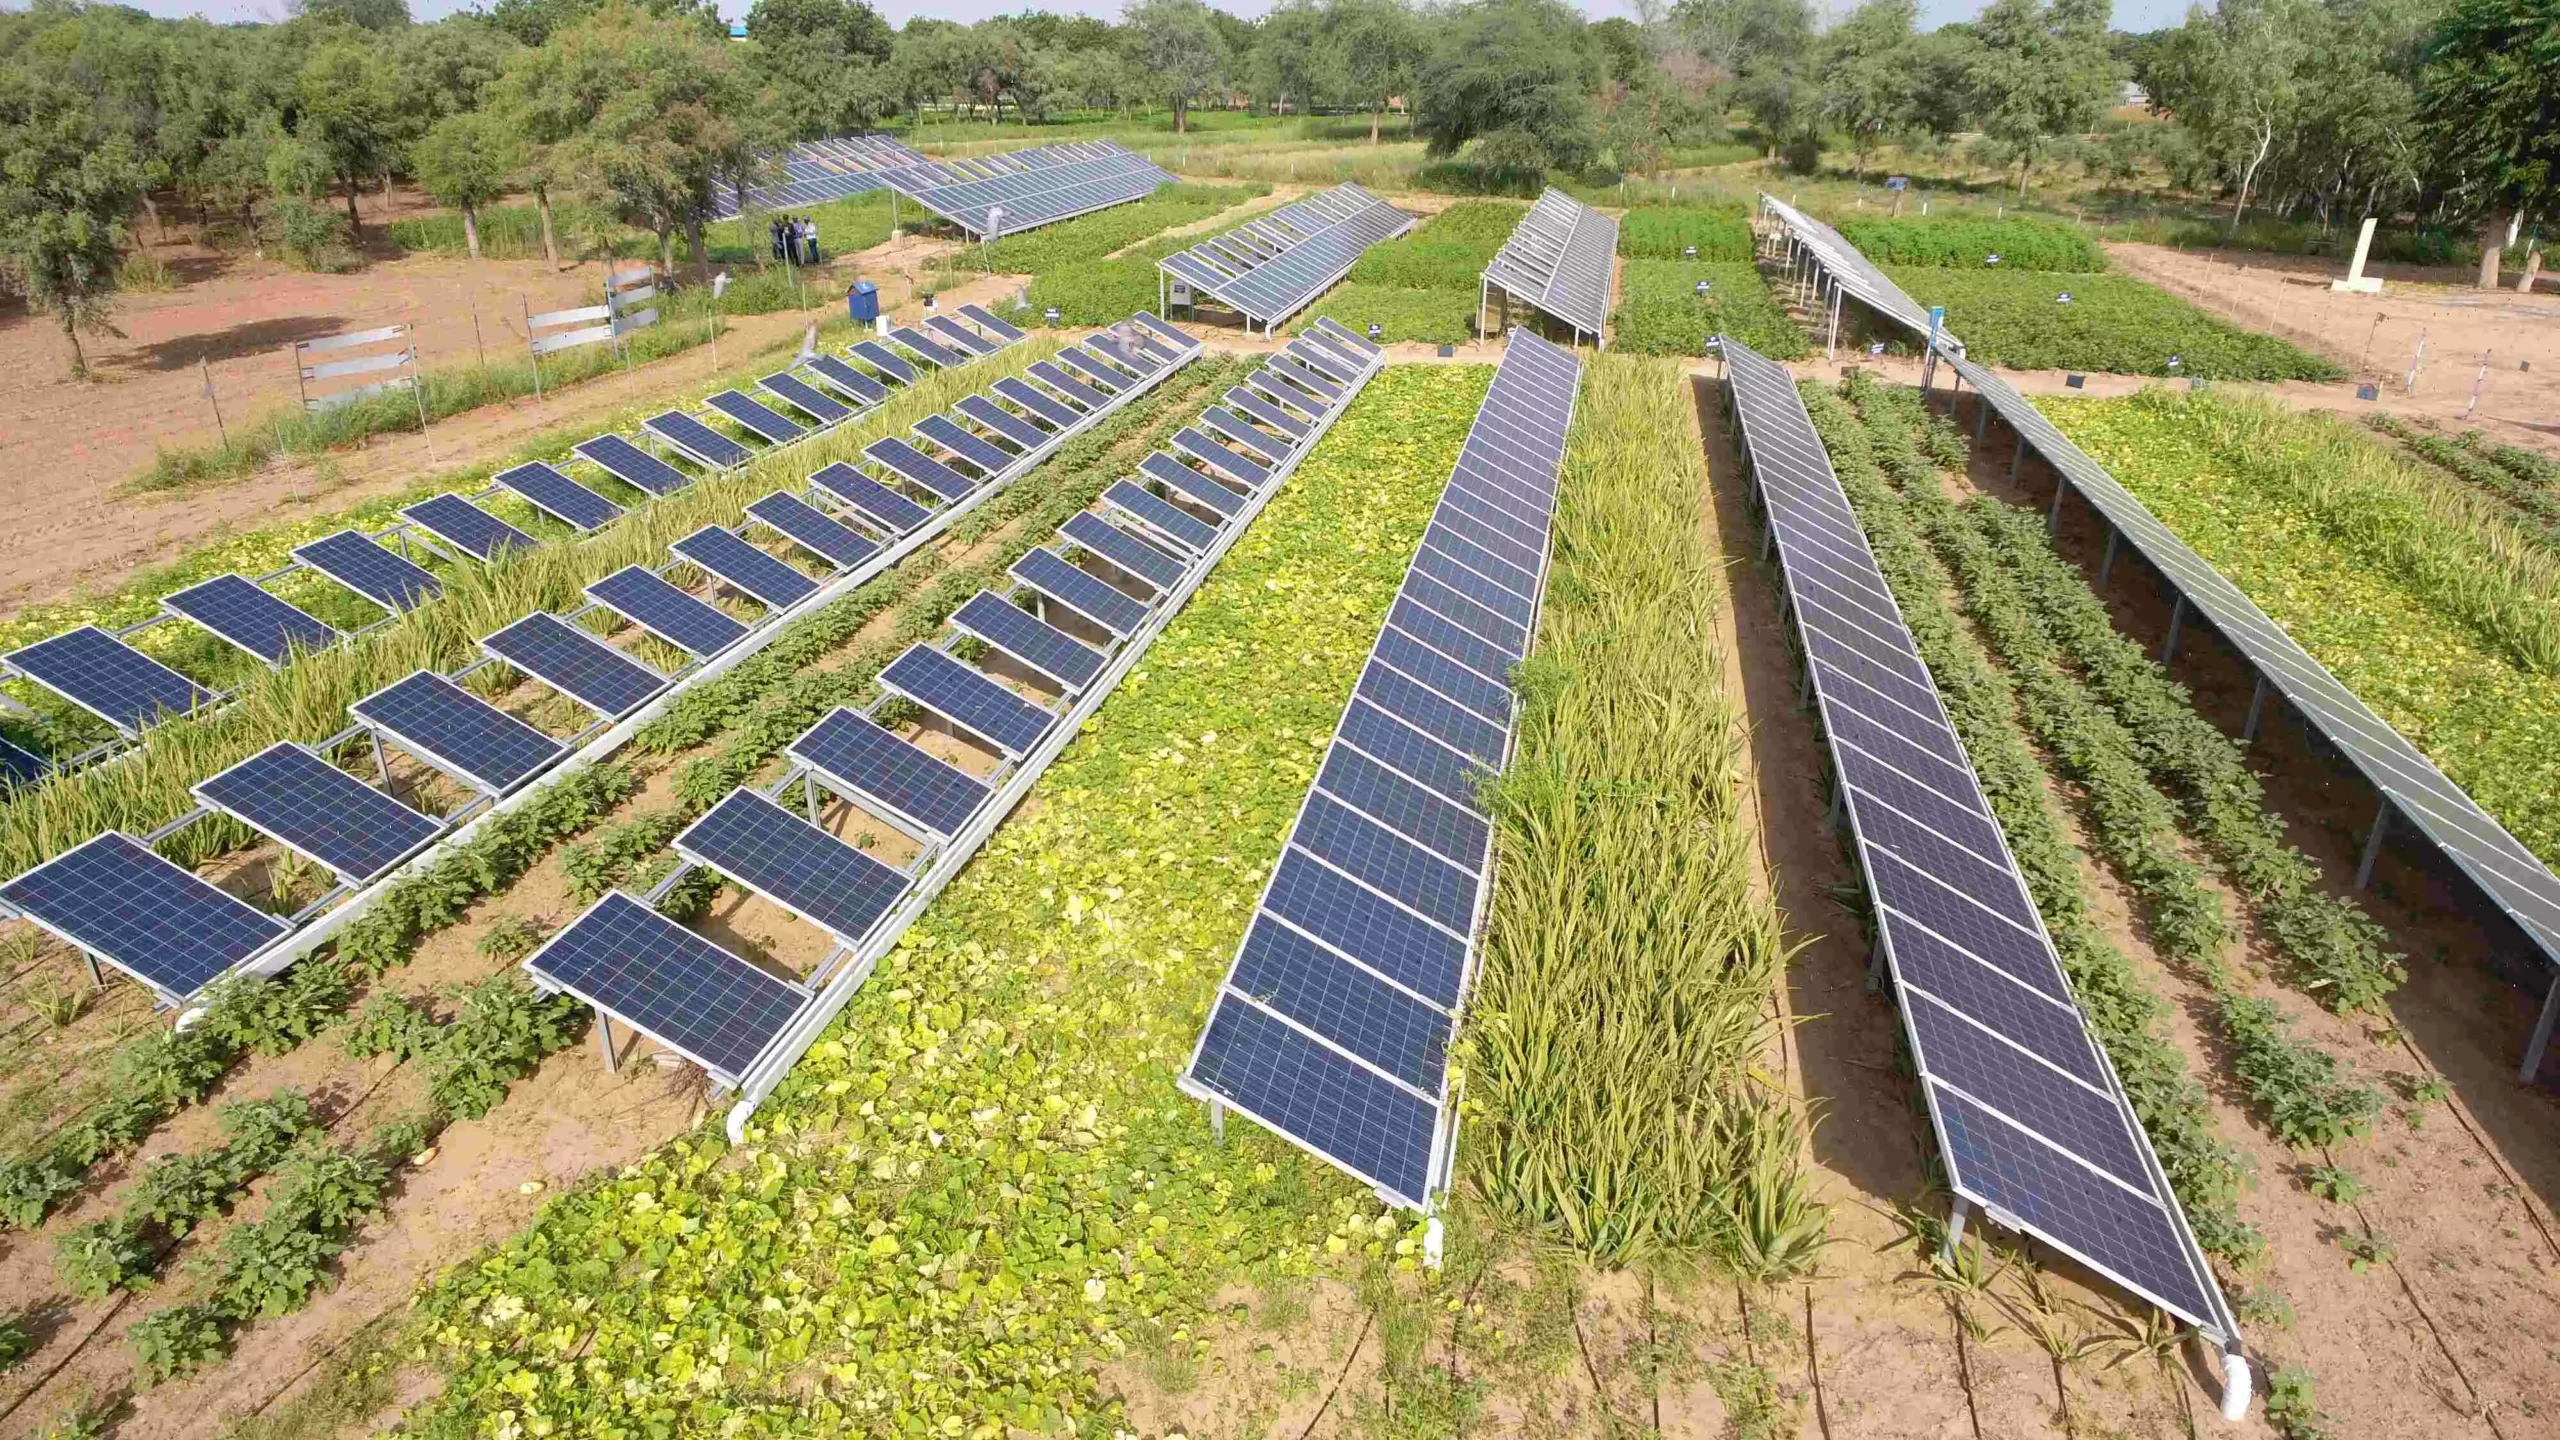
xmin=2331 ymin=216 xmax=2384 ymax=294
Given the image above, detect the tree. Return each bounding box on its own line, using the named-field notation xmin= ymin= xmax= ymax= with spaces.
xmin=490 ymin=35 xmax=583 ymax=266
xmin=2418 ymin=0 xmax=2559 ymax=288
xmin=1671 ymin=0 xmax=1812 ymax=84
xmin=549 ymin=0 xmax=757 ymax=273
xmin=1820 ymin=0 xmax=1917 ymax=181
xmin=2144 ymin=0 xmax=2310 ymax=233
xmin=745 ymin=0 xmax=894 ymax=140
xmin=1414 ymin=0 xmax=1601 ymax=172
xmin=1123 ymin=0 xmax=1226 ymax=134
xmin=295 ymin=37 xmax=401 ymax=237
xmin=295 ymin=0 xmax=412 ymax=31
xmin=1254 ymin=0 xmax=1329 ymax=115
xmin=1964 ymin=0 xmax=2120 ymax=197
xmin=413 ymin=109 xmax=516 ymax=258
xmin=0 ymin=73 xmax=148 ymax=379
xmin=1330 ymin=0 xmax=1426 ymax=143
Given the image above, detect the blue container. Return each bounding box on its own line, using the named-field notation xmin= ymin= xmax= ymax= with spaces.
xmin=848 ymin=280 xmax=879 ymax=323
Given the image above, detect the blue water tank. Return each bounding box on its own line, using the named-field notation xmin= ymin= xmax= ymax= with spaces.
xmin=848 ymin=280 xmax=878 ymax=323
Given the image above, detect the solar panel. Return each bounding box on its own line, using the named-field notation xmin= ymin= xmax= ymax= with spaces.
xmin=812 ymin=462 xmax=932 ymax=534
xmin=195 ymin=741 xmax=440 ymax=884
xmin=1717 ymin=334 xmax=2237 ymax=1342
xmin=925 ymin=315 xmax=999 ymax=357
xmin=1084 ymin=336 xmax=1160 ymax=378
xmin=1203 ymin=409 xmax=1289 ymax=465
xmin=645 ymin=411 xmax=754 ymax=469
xmin=880 ymin=141 xmax=1172 ymax=238
xmin=790 ymin=707 xmax=990 ymax=839
xmin=0 ymin=832 xmax=286 ymax=1000
xmin=294 ymin=531 xmax=441 ymax=613
xmin=889 ymin=327 xmax=965 ymax=369
xmin=587 ymin=567 xmax=747 ymax=657
xmin=747 ymin=493 xmax=878 ymax=569
xmin=1248 ymin=370 xmax=1324 ymax=422
xmin=848 ymin=341 xmax=917 ymax=385
xmin=1141 ymin=452 xmax=1244 ymax=519
xmin=526 ymin=892 xmax=802 ymax=1084
xmin=1184 ymin=333 xmax=1581 ymax=1211
xmin=1159 ymin=184 xmax=1410 ymax=330
xmin=672 ymin=527 xmax=820 ymax=610
xmin=352 ymin=670 xmax=563 ymax=794
xmin=757 ymin=372 xmax=853 ymax=425
xmin=0 ymin=733 xmax=46 ymax=789
xmin=404 ymin=494 xmax=537 ymax=563
xmin=677 ymin=790 xmax=910 ymax=946
xmin=1262 ymin=355 xmax=1341 ymax=405
xmin=996 ymin=377 xmax=1080 ymax=429
xmin=163 ymin=575 xmax=336 ymax=667
xmin=1028 ymin=361 xmax=1108 ymax=411
xmin=1053 ymin=349 xmax=1126 ymax=393
xmin=1130 ymin=311 xmax=1203 ymax=356
xmin=952 ymin=591 xmax=1104 ymax=690
xmin=484 ymin=613 xmax=663 ymax=718
xmin=1103 ymin=480 xmax=1218 ymax=554
xmin=1288 ymin=336 xmax=1364 ymax=385
xmin=494 ymin=462 xmax=622 ymax=533
xmin=865 ymin=438 xmax=977 ymax=502
xmin=1059 ymin=511 xmax=1183 ymax=594
xmin=1483 ymin=188 xmax=1619 ymax=340
xmin=916 ymin=414 xmax=1017 ymax=476
xmin=1227 ymin=388 xmax=1308 ymax=440
xmin=807 ymin=355 xmax=892 ymax=407
xmin=575 ymin=434 xmax=695 ymax=498
xmin=7 ymin=627 xmax=218 ymax=735
xmin=958 ymin=303 xmax=1028 ymax=343
xmin=1011 ymin=548 xmax=1149 ymax=636
xmin=957 ymin=395 xmax=1050 ymax=451
xmin=1312 ymin=316 xmax=1380 ymax=355
xmin=878 ymin=645 xmax=1054 ymax=757
xmin=1173 ymin=429 xmax=1270 ymax=489
xmin=706 ymin=390 xmax=805 ymax=444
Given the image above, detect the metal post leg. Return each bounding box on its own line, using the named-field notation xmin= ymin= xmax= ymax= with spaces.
xmin=1866 ymin=940 xmax=1888 ymax=993
xmin=1209 ymin=1098 xmax=1225 ymax=1144
xmin=2007 ymin=434 xmax=2024 ymax=479
xmin=1826 ymin=781 xmax=1845 ymax=833
xmin=597 ymin=1013 xmax=620 ymax=1073
xmin=1943 ymin=1197 xmax=1971 ymax=1263
xmin=2356 ymin=799 xmax=2391 ymax=891
xmin=2098 ymin=528 xmax=2120 ymax=589
xmin=2521 ymin=975 xmax=2560 ymax=1084
xmin=2242 ymin=674 xmax=2270 ymax=745
xmin=86 ymin=953 xmax=105 ymax=989
xmin=2160 ymin=595 xmax=2187 ymax=664
xmin=2047 ymin=475 xmax=2067 ymax=536
xmin=1799 ymin=657 xmax=1815 ymax=710
xmin=1974 ymin=397 xmax=1991 ymax=441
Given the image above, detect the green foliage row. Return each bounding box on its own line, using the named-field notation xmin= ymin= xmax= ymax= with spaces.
xmin=1615 ymin=203 xmax=1753 ymax=262
xmin=955 ymin=183 xmax=1269 ymax=275
xmin=2366 ymin=415 xmax=2560 ymax=553
xmin=1835 ymin=216 xmax=2106 ymax=272
xmin=53 ymin=1091 xmax=321 ymax=1300
xmin=1290 ymin=282 xmax=1477 ymax=345
xmin=1885 ymin=269 xmax=2345 ymax=382
xmin=1611 ymin=260 xmax=1806 ymax=359
xmin=1346 ymin=200 xmax=1526 ymax=290
xmin=1020 ymin=198 xmax=1297 ymax=328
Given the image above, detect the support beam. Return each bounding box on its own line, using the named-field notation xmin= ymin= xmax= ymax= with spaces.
xmin=1209 ymin=1097 xmax=1225 ymax=1144
xmin=597 ymin=1013 xmax=620 ymax=1073
xmin=2356 ymin=798 xmax=2391 ymax=891
xmin=2160 ymin=594 xmax=2187 ymax=664
xmin=1943 ymin=1197 xmax=1971 ymax=1263
xmin=2242 ymin=674 xmax=2270 ymax=745
xmin=2523 ymin=974 xmax=2560 ymax=1085
xmin=2007 ymin=433 xmax=2024 ymax=479
xmin=2047 ymin=475 xmax=2068 ymax=536
xmin=1974 ymin=396 xmax=1991 ymax=441
xmin=2098 ymin=528 xmax=2120 ymax=589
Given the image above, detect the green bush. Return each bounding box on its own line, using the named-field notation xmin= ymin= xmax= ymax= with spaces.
xmin=423 ymin=974 xmax=587 ymax=1121
xmin=256 ymin=196 xmax=356 ymax=272
xmin=1837 ymin=216 xmax=2106 ymax=272
xmin=341 ymin=991 xmax=441 ymax=1062
xmin=131 ymin=1304 xmax=228 ymax=1385
xmin=1617 ymin=203 xmax=1753 ymax=261
xmin=1413 ymin=160 xmax=1545 ymax=197
xmin=1887 ymin=269 xmax=2343 ymax=380
xmin=56 ymin=1218 xmax=154 ymax=1299
xmin=1348 ymin=200 xmax=1526 ymax=289
xmin=1612 ymin=260 xmax=1806 ymax=358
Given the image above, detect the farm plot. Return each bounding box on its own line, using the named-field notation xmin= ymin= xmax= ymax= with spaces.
xmin=1289 ymin=199 xmax=1525 ymax=346
xmin=1834 ymin=215 xmax=2107 ymax=272
xmin=2366 ymin=414 xmax=2560 ymax=556
xmin=1611 ymin=259 xmax=1805 ymax=359
xmin=1887 ymin=269 xmax=2345 ymax=381
xmin=1022 ymin=195 xmax=1297 ymax=327
xmin=949 ymin=183 xmax=1270 ymax=275
xmin=1615 ymin=201 xmax=1755 ymax=261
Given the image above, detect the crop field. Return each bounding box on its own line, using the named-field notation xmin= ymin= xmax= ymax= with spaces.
xmin=2365 ymin=415 xmax=2560 ymax=555
xmin=1883 ymin=269 xmax=2346 ymax=380
xmin=1832 ymin=215 xmax=2106 ymax=271
xmin=953 ymin=183 xmax=1270 ymax=276
xmin=1287 ymin=200 xmax=1525 ymax=345
xmin=1023 ymin=195 xmax=1296 ymax=328
xmin=1615 ymin=202 xmax=1755 ymax=262
xmin=1611 ymin=260 xmax=1804 ymax=358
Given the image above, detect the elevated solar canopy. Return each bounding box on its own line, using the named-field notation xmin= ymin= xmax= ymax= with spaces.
xmin=196 ymin=741 xmax=440 ymax=886
xmin=353 ymin=671 xmax=563 ymax=795
xmin=162 ymin=575 xmax=336 ymax=668
xmin=710 ymin=133 xmax=926 ymax=220
xmin=1756 ymin=192 xmax=1941 ymax=342
xmin=1181 ymin=331 xmax=1583 ymax=1214
xmin=294 ymin=531 xmax=442 ymax=614
xmin=1715 ymin=334 xmax=2249 ymax=1397
xmin=527 ymin=892 xmax=803 ymax=1086
xmin=676 ymin=789 xmax=911 ymax=948
xmin=790 ymin=707 xmax=990 ymax=841
xmin=0 ymin=832 xmax=287 ymax=1003
xmin=1482 ymin=189 xmax=1620 ymax=346
xmin=880 ymin=140 xmax=1174 ymax=240
xmin=6 ymin=627 xmax=219 ymax=737
xmin=1160 ymin=184 xmax=1416 ymax=333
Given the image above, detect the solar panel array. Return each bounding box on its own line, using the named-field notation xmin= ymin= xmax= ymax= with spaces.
xmin=710 ymin=133 xmax=929 ymax=221
xmin=1482 ymin=189 xmax=1620 ymax=343
xmin=0 ymin=833 xmax=288 ymax=1002
xmin=1181 ymin=330 xmax=1582 ymax=1209
xmin=1717 ymin=335 xmax=2238 ymax=1343
xmin=195 ymin=742 xmax=441 ymax=886
xmin=879 ymin=141 xmax=1175 ymax=239
xmin=1160 ymin=183 xmax=1416 ymax=330
xmin=1756 ymin=193 xmax=1942 ymax=340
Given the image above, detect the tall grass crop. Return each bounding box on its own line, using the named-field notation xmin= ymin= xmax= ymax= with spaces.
xmin=1467 ymin=356 xmax=1817 ymax=1274
xmin=1835 ymin=217 xmax=2105 ymax=271
xmin=1886 ymin=270 xmax=2343 ymax=381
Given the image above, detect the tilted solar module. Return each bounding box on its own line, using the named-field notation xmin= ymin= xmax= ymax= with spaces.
xmin=644 ymin=411 xmax=755 ymax=470
xmin=0 ymin=832 xmax=287 ymax=1000
xmin=951 ymin=591 xmax=1104 ymax=690
xmin=587 ymin=567 xmax=748 ymax=657
xmin=706 ymin=391 xmax=805 ymax=445
xmin=7 ymin=627 xmax=218 ymax=735
xmin=1141 ymin=452 xmax=1244 ymax=517
xmin=1203 ymin=409 xmax=1289 ymax=464
xmin=958 ymin=303 xmax=1028 ymax=343
xmin=672 ymin=526 xmax=821 ymax=609
xmin=847 ymin=341 xmax=918 ymax=385
xmin=1286 ymin=335 xmax=1365 ymax=386
xmin=1247 ymin=369 xmax=1325 ymax=422
xmin=916 ymin=414 xmax=1017 ymax=476
xmin=494 ymin=462 xmax=622 ymax=533
xmin=1173 ymin=429 xmax=1269 ymax=489
xmin=196 ymin=741 xmax=441 ymax=884
xmin=747 ymin=492 xmax=878 ymax=570
xmin=676 ymin=789 xmax=911 ymax=947
xmin=926 ymin=314 xmax=999 ymax=357
xmin=956 ymin=395 xmax=1049 ymax=450
xmin=790 ymin=707 xmax=990 ymax=840
xmin=1226 ymin=387 xmax=1308 ymax=440
xmin=353 ymin=671 xmax=563 ymax=794
xmin=1059 ymin=511 xmax=1184 ymax=594
xmin=1262 ymin=354 xmax=1341 ymax=403
xmin=404 ymin=494 xmax=537 ymax=562
xmin=1311 ymin=316 xmax=1381 ymax=355
xmin=889 ymin=327 xmax=965 ymax=369
xmin=1716 ymin=334 xmax=2239 ymax=1349
xmin=812 ymin=462 xmax=933 ymax=534
xmin=881 ymin=141 xmax=1172 ymax=238
xmin=526 ymin=892 xmax=803 ymax=1084
xmin=1483 ymin=188 xmax=1619 ymax=341
xmin=163 ymin=575 xmax=336 ymax=667
xmin=1053 ymin=349 xmax=1128 ymax=394
xmin=865 ymin=438 xmax=978 ymax=503
xmin=995 ymin=377 xmax=1080 ymax=430
xmin=1027 ymin=361 xmax=1109 ymax=411
xmin=575 ymin=434 xmax=695 ymax=497
xmin=0 ymin=734 xmax=48 ymax=789
xmin=1756 ymin=193 xmax=1939 ymax=340
xmin=294 ymin=531 xmax=442 ymax=614
xmin=483 ymin=613 xmax=663 ymax=718
xmin=756 ymin=371 xmax=853 ymax=425
xmin=1182 ymin=332 xmax=1580 ymax=1210
xmin=1103 ymin=480 xmax=1217 ymax=554
xmin=807 ymin=355 xmax=892 ymax=407
xmin=1011 ymin=548 xmax=1149 ymax=636
xmin=1084 ymin=335 xmax=1161 ymax=378
xmin=877 ymin=645 xmax=1054 ymax=757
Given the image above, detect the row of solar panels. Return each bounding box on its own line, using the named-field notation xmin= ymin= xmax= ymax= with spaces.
xmin=0 ymin=312 xmax=1217 ymax=1012
xmin=0 ymin=307 xmax=1035 ymax=795
xmin=1482 ymin=188 xmax=1620 ymax=345
xmin=880 ymin=140 xmax=1176 ymax=240
xmin=710 ymin=133 xmax=930 ymax=221
xmin=1181 ymin=330 xmax=1584 ymax=1210
xmin=519 ymin=318 xmax=1389 ymax=1101
xmin=1159 ymin=182 xmax=1416 ymax=332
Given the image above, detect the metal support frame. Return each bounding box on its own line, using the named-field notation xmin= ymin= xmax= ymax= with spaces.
xmin=2242 ymin=674 xmax=2270 ymax=746
xmin=1943 ymin=1197 xmax=1970 ymax=1262
xmin=2047 ymin=473 xmax=2067 ymax=536
xmin=2356 ymin=798 xmax=2391 ymax=892
xmin=2160 ymin=594 xmax=2187 ymax=664
xmin=2098 ymin=528 xmax=2120 ymax=589
xmin=2523 ymin=975 xmax=2560 ymax=1084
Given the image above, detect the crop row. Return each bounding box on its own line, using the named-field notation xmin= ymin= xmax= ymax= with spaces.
xmin=1467 ymin=356 xmax=1816 ymax=1273
xmin=1834 ymin=216 xmax=2106 ymax=272
xmin=1022 ymin=195 xmax=1296 ymax=327
xmin=2366 ymin=414 xmax=2560 ymax=552
xmin=957 ymin=182 xmax=1270 ymax=276
xmin=1611 ymin=260 xmax=1807 ymax=359
xmin=1615 ymin=202 xmax=1754 ymax=262
xmin=405 ymin=363 xmax=1491 ymax=1437
xmin=1885 ymin=269 xmax=2345 ymax=382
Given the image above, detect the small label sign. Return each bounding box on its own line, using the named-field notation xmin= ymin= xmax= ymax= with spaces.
xmin=1886 ymin=176 xmax=1909 ymax=191
xmin=2065 ymin=374 xmax=2086 ymax=389
xmin=2357 ymin=383 xmax=2380 ymax=401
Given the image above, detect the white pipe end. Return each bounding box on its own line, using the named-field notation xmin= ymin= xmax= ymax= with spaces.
xmin=2220 ymin=1350 xmax=2252 ymax=1422
xmin=174 ymin=1006 xmax=207 ymax=1033
xmin=724 ymin=1100 xmax=754 ymax=1147
xmin=1422 ymin=1216 xmax=1445 ymax=1270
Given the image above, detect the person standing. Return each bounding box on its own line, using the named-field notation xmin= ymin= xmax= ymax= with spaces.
xmin=769 ymin=216 xmax=783 ymax=262
xmin=804 ymin=218 xmax=820 ymax=266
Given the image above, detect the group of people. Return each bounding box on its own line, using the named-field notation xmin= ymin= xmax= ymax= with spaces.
xmin=769 ymin=215 xmax=821 ymax=266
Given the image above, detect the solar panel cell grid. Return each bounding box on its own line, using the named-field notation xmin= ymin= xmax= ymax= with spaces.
xmin=645 ymin=412 xmax=754 ymax=469
xmin=587 ymin=567 xmax=749 ymax=657
xmin=952 ymin=592 xmax=1105 ymax=690
xmin=164 ymin=575 xmax=336 ymax=667
xmin=483 ymin=613 xmax=662 ymax=718
xmin=353 ymin=671 xmax=563 ymax=794
xmin=848 ymin=341 xmax=917 ymax=384
xmin=1173 ymin=430 xmax=1269 ymax=489
xmin=1012 ymin=549 xmax=1149 ymax=636
xmin=1263 ymin=849 xmax=1466 ymax=1009
xmin=956 ymin=395 xmax=1050 ymax=450
xmin=527 ymin=892 xmax=802 ymax=1082
xmin=916 ymin=414 xmax=1017 ymax=476
xmin=404 ymin=494 xmax=536 ymax=562
xmin=807 ymin=356 xmax=892 ymax=407
xmin=1029 ymin=361 xmax=1108 ymax=411
xmin=495 ymin=463 xmax=622 ymax=532
xmin=1230 ymin=917 xmax=1451 ymax=1092
xmin=758 ymin=372 xmax=853 ymax=424
xmin=0 ymin=833 xmax=286 ymax=998
xmin=790 ymin=707 xmax=989 ymax=839
xmin=866 ymin=438 xmax=978 ymax=502
xmin=1187 ymin=997 xmax=1438 ymax=1205
xmin=995 ymin=377 xmax=1080 ymax=429
xmin=7 ymin=627 xmax=218 ymax=735
xmin=196 ymin=742 xmax=440 ymax=884
xmin=677 ymin=790 xmax=910 ymax=946
xmin=811 ymin=462 xmax=933 ymax=534
xmin=1142 ymin=452 xmax=1244 ymax=518
xmin=295 ymin=531 xmax=442 ymax=613
xmin=747 ymin=493 xmax=877 ymax=570
xmin=672 ymin=527 xmax=821 ymax=609
xmin=878 ymin=645 xmax=1054 ymax=757
xmin=575 ymin=435 xmax=694 ymax=497
xmin=1103 ymin=480 xmax=1218 ymax=553
xmin=889 ymin=327 xmax=964 ymax=368
xmin=706 ymin=391 xmax=805 ymax=444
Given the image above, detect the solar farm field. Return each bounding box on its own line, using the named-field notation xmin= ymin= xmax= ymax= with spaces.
xmin=1884 ymin=268 xmax=2346 ymax=381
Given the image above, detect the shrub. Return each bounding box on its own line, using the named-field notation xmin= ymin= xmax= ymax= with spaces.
xmin=342 ymin=991 xmax=442 ymax=1062
xmin=1413 ymin=160 xmax=1545 ymax=197
xmin=131 ymin=1304 xmax=228 ymax=1384
xmin=256 ymin=195 xmax=356 ymax=272
xmin=423 ymin=975 xmax=587 ymax=1121
xmin=1347 ymin=201 xmax=1527 ymax=289
xmin=56 ymin=1218 xmax=154 ymax=1299
xmin=199 ymin=960 xmax=356 ymax=1057
xmin=0 ymin=1312 xmax=27 ymax=1371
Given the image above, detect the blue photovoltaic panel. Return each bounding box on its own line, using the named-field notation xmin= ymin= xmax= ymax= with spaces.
xmin=1402 ymin=571 xmax=1528 ymax=659
xmin=1264 ymin=354 xmax=1342 ymax=402
xmin=1291 ymin=336 xmax=1365 ymax=384
xmin=1162 ymin=184 xmax=1412 ymax=328
xmin=1059 ymin=512 xmax=1183 ymax=594
xmin=484 ymin=613 xmax=662 ymax=718
xmin=164 ymin=575 xmax=336 ymax=666
xmin=956 ymin=395 xmax=1048 ymax=451
xmin=1012 ymin=549 xmax=1148 ymax=636
xmin=1029 ymin=361 xmax=1108 ymax=411
xmin=848 ymin=341 xmax=917 ymax=385
xmin=1248 ymin=370 xmax=1324 ymax=421
xmin=878 ymin=645 xmax=1053 ymax=757
xmin=996 ymin=377 xmax=1080 ymax=429
xmin=791 ymin=707 xmax=990 ymax=839
xmin=958 ymin=303 xmax=1028 ymax=343
xmin=645 ymin=411 xmax=755 ymax=469
xmin=7 ymin=627 xmax=218 ymax=735
xmin=866 ymin=438 xmax=978 ymax=502
xmin=807 ymin=355 xmax=892 ymax=407
xmin=1313 ymin=316 xmax=1381 ymax=355
xmin=1131 ymin=311 xmax=1202 ymax=356
xmin=677 ymin=790 xmax=910 ymax=945
xmin=1142 ymin=452 xmax=1244 ymax=518
xmin=1720 ymin=335 xmax=2235 ymax=1341
xmin=1187 ymin=333 xmax=1579 ymax=1211
xmin=587 ymin=567 xmax=748 ymax=657
xmin=748 ymin=493 xmax=878 ymax=569
xmin=1414 ymin=539 xmax=1535 ymax=629
xmin=405 ymin=494 xmax=536 ymax=562
xmin=0 ymin=832 xmax=287 ymax=999
xmin=0 ymin=734 xmax=46 ymax=788
xmin=575 ymin=434 xmax=694 ymax=497
xmin=1054 ymin=349 xmax=1128 ymax=394
xmin=952 ymin=592 xmax=1104 ymax=690
xmin=1227 ymin=387 xmax=1308 ymax=439
xmin=707 ymin=390 xmax=805 ymax=444
xmin=1104 ymin=481 xmax=1217 ymax=554
xmin=812 ymin=462 xmax=932 ymax=533
xmin=889 ymin=326 xmax=965 ymax=369
xmin=757 ymin=371 xmax=852 ymax=424
xmin=196 ymin=741 xmax=440 ymax=884
xmin=353 ymin=671 xmax=563 ymax=794
xmin=495 ymin=462 xmax=622 ymax=532
xmin=926 ymin=314 xmax=999 ymax=357
xmin=1089 ymin=334 xmax=1163 ymax=376
xmin=673 ymin=527 xmax=821 ymax=609
xmin=527 ymin=892 xmax=801 ymax=1083
xmin=917 ymin=414 xmax=1017 ymax=475
xmin=1483 ymin=188 xmax=1619 ymax=339
xmin=1204 ymin=409 xmax=1289 ymax=464
xmin=294 ymin=531 xmax=442 ymax=614
xmin=1174 ymin=429 xmax=1269 ymax=489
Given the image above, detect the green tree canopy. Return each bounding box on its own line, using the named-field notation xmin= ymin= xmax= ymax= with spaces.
xmin=0 ymin=71 xmax=148 ymax=378
xmin=412 ymin=108 xmax=518 ymax=258
xmin=745 ymin=0 xmax=894 ymax=140
xmin=1122 ymin=0 xmax=1227 ymax=133
xmin=1414 ymin=0 xmax=1602 ymax=172
xmin=2418 ymin=0 xmax=2559 ymax=284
